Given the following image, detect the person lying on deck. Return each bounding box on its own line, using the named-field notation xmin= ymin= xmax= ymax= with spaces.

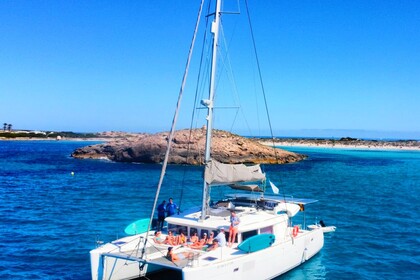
xmin=164 ymin=230 xmax=177 ymax=245
xmin=153 ymin=231 xmax=164 ymax=244
xmin=166 ymin=247 xmax=190 ymax=262
xmin=188 ymin=234 xmax=207 ymax=250
xmin=189 ymin=232 xmax=199 ymax=244
xmin=206 ymin=239 xmax=219 ymax=251
xmin=206 ymin=232 xmax=214 ymax=245
xmin=177 ymin=230 xmax=187 ymax=246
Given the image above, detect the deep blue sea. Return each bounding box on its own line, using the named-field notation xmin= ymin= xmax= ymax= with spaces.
xmin=1 ymin=141 xmax=419 ymax=279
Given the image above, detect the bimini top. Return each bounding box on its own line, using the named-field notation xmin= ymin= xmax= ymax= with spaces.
xmin=225 ymin=193 xmax=318 ymax=205
xmin=229 ymin=184 xmax=263 ymax=192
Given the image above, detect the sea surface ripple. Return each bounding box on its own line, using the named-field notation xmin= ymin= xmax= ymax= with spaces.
xmin=0 ymin=141 xmax=419 ymax=279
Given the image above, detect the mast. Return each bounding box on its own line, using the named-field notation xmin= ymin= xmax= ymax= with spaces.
xmin=200 ymin=0 xmax=222 ymax=221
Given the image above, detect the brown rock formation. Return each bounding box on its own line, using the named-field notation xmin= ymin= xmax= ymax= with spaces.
xmin=71 ymin=128 xmax=306 ymax=164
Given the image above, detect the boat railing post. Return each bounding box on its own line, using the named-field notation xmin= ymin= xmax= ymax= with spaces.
xmin=187 ymin=252 xmax=194 ymax=267
xmin=193 ymin=252 xmax=199 ymax=267
xmin=187 ymin=252 xmax=200 ymax=267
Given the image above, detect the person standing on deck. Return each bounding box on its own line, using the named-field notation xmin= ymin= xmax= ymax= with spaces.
xmin=166 ymin=198 xmax=178 ymax=217
xmin=228 ymin=210 xmax=240 ymax=247
xmin=157 ymin=200 xmax=166 ymax=231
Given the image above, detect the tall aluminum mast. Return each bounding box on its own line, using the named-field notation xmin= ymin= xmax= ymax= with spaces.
xmin=200 ymin=0 xmax=222 ymax=221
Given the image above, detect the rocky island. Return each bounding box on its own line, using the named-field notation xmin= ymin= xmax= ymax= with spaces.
xmin=71 ymin=128 xmax=305 ymax=165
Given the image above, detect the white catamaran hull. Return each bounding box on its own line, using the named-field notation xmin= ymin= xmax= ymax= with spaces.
xmin=89 ymin=0 xmax=331 ymax=279
xmin=91 ymin=228 xmax=324 ymax=280
xmin=181 ymin=229 xmax=323 ymax=280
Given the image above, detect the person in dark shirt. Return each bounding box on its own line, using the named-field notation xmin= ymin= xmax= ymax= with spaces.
xmin=157 ymin=200 xmax=166 ymax=231
xmin=166 ymin=198 xmax=178 ymax=217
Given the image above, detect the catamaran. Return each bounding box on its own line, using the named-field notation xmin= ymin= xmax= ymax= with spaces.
xmin=90 ymin=1 xmax=332 ymax=279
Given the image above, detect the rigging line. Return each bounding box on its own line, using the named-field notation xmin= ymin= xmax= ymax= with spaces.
xmin=244 ymin=0 xmax=279 ymax=162
xmin=140 ymin=0 xmax=205 ymax=258
xmin=218 ymin=19 xmax=250 ymax=134
xmin=229 ymin=107 xmax=240 ymax=133
xmin=179 ymin=0 xmax=213 ymax=212
xmin=190 ymin=0 xmax=213 ymax=138
xmin=219 ymin=20 xmax=253 ymax=135
xmin=189 ymin=0 xmax=212 ymax=148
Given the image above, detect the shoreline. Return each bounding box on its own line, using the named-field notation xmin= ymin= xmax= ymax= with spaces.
xmin=0 ymin=137 xmax=110 ymax=142
xmin=259 ymin=140 xmax=420 ymax=151
xmin=0 ymin=131 xmax=142 ymax=142
xmin=2 ymin=135 xmax=419 ymax=151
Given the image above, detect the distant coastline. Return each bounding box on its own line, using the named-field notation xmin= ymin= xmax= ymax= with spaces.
xmin=2 ymin=130 xmax=419 ymax=151
xmin=258 ymin=137 xmax=420 ymax=151
xmin=0 ymin=131 xmax=139 ymax=142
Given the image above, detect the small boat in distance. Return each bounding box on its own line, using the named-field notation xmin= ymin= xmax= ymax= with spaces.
xmin=308 ymin=220 xmax=337 ymax=233
xmin=90 ymin=1 xmax=331 ymax=279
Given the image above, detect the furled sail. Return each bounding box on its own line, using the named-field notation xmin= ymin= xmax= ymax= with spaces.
xmin=205 ymin=160 xmax=266 ymax=186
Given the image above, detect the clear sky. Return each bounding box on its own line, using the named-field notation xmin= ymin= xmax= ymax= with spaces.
xmin=1 ymin=0 xmax=419 ymax=139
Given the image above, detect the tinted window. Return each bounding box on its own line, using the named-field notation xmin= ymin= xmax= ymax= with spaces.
xmin=242 ymin=230 xmax=258 ymax=241
xmin=167 ymin=224 xmax=187 ymax=236
xmin=200 ymin=229 xmax=209 ymax=237
xmin=260 ymin=226 xmax=273 ymax=234
xmin=190 ymin=227 xmax=198 ymax=236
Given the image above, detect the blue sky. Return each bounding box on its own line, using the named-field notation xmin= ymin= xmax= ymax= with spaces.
xmin=1 ymin=0 xmax=419 ymax=139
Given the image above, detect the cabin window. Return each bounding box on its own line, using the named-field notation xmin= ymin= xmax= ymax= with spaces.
xmin=260 ymin=226 xmax=273 ymax=234
xmin=167 ymin=224 xmax=176 ymax=234
xmin=177 ymin=226 xmax=188 ymax=235
xmin=264 ymin=201 xmax=277 ymax=210
xmin=167 ymin=224 xmax=187 ymax=236
xmin=200 ymin=229 xmax=209 ymax=238
xmin=242 ymin=229 xmax=258 ymax=241
xmin=189 ymin=227 xmax=198 ymax=236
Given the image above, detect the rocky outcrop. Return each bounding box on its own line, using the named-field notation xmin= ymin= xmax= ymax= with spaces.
xmin=71 ymin=128 xmax=306 ymax=164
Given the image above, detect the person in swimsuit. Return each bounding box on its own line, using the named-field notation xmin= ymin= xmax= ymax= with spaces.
xmin=206 ymin=232 xmax=214 ymax=245
xmin=164 ymin=230 xmax=176 ymax=245
xmin=166 ymin=247 xmax=190 ymax=262
xmin=188 ymin=233 xmax=207 ymax=249
xmin=153 ymin=231 xmax=164 ymax=244
xmin=189 ymin=232 xmax=199 ymax=244
xmin=177 ymin=230 xmax=187 ymax=246
xmin=207 ymin=239 xmax=219 ymax=251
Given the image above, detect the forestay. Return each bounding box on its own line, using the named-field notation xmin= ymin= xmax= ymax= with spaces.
xmin=204 ymin=160 xmax=266 ymax=186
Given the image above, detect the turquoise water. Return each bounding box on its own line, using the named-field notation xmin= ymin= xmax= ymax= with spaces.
xmin=1 ymin=141 xmax=419 ymax=279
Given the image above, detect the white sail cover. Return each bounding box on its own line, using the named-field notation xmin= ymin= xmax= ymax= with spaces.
xmin=205 ymin=160 xmax=266 ymax=186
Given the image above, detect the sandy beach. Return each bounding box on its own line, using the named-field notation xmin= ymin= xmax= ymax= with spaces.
xmin=259 ymin=139 xmax=420 ymax=151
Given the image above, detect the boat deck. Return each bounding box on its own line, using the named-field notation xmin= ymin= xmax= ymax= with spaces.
xmin=148 ymin=245 xmax=246 ymax=269
xmin=103 ymin=226 xmax=317 ymax=270
xmin=104 ymin=243 xmax=247 ymax=270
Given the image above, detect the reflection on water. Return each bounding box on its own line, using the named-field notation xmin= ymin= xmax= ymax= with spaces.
xmin=276 ymin=253 xmax=326 ymax=280
xmin=1 ymin=141 xmax=419 ymax=279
